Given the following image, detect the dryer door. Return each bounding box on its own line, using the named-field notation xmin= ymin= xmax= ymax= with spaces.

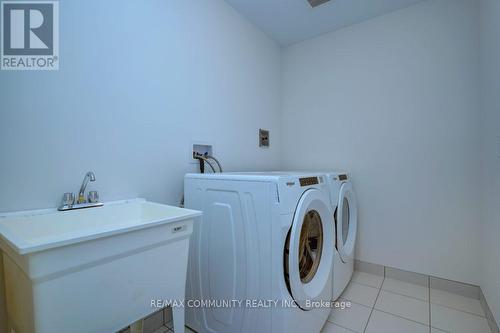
xmin=286 ymin=189 xmax=334 ymax=310
xmin=336 ymin=182 xmax=357 ymax=263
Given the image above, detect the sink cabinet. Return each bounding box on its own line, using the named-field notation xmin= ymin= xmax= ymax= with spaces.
xmin=0 ymin=199 xmax=201 ymax=333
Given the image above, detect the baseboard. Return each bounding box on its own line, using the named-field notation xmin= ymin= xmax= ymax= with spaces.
xmin=480 ymin=288 xmax=500 ymax=333
xmin=355 ymin=259 xmax=499 ymax=332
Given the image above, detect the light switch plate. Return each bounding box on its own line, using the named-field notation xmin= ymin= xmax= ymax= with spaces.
xmin=259 ymin=129 xmax=269 ymax=148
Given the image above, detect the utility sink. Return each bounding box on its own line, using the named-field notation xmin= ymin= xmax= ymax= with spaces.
xmin=0 ymin=199 xmax=201 ymax=333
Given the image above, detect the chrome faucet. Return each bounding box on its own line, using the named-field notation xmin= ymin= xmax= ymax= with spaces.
xmin=58 ymin=171 xmax=103 ymax=211
xmin=77 ymin=171 xmax=96 ymax=204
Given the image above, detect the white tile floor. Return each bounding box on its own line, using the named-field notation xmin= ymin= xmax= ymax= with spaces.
xmin=161 ymin=270 xmax=492 ymax=333
xmin=323 ymin=271 xmax=492 ymax=333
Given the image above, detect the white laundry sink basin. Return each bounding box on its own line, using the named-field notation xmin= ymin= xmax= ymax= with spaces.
xmin=0 ymin=199 xmax=201 ymax=333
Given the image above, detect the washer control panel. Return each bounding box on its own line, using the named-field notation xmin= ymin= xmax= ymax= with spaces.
xmin=299 ymin=177 xmax=319 ymax=187
xmin=338 ymin=174 xmax=348 ymax=181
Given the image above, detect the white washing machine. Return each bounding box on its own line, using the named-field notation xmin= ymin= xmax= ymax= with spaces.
xmin=324 ymin=172 xmax=358 ymax=301
xmin=184 ymin=172 xmax=334 ymax=333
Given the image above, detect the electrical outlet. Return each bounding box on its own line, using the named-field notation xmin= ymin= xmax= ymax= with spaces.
xmin=259 ymin=129 xmax=269 ymax=148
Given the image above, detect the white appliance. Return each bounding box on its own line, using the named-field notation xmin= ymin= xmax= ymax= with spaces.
xmin=324 ymin=172 xmax=358 ymax=301
xmin=184 ymin=172 xmax=335 ymax=333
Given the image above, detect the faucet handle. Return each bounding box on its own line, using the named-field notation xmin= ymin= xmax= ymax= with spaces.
xmin=61 ymin=193 xmax=75 ymax=207
xmin=77 ymin=193 xmax=87 ymax=204
xmin=88 ymin=191 xmax=99 ymax=203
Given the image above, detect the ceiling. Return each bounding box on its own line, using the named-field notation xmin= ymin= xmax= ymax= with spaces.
xmin=224 ymin=0 xmax=427 ymax=46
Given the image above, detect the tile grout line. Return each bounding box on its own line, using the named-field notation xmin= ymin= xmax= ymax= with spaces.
xmin=342 ymin=281 xmax=428 ymax=309
xmin=379 ymin=287 xmax=429 ymax=303
xmin=329 ymin=322 xmax=358 ymax=333
xmin=363 ymin=272 xmax=385 ymax=333
xmin=429 ymin=302 xmax=487 ymax=318
xmin=374 ymin=308 xmax=433 ymax=328
xmin=331 ymin=297 xmax=374 ymax=312
xmin=352 ymin=280 xmax=385 ymax=290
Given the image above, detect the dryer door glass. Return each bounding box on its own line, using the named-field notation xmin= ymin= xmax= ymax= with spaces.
xmin=298 ymin=210 xmax=323 ymax=283
xmin=336 ymin=182 xmax=357 ymax=263
xmin=341 ymin=198 xmax=350 ymax=244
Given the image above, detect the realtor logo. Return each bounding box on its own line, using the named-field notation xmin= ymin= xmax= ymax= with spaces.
xmin=1 ymin=1 xmax=58 ymax=70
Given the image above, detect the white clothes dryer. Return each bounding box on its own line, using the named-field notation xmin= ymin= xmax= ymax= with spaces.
xmin=324 ymin=172 xmax=358 ymax=301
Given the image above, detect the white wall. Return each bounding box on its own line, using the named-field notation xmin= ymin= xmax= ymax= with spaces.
xmin=281 ymin=0 xmax=482 ymax=284
xmin=480 ymin=0 xmax=500 ymax=325
xmin=0 ymin=0 xmax=282 ymax=212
